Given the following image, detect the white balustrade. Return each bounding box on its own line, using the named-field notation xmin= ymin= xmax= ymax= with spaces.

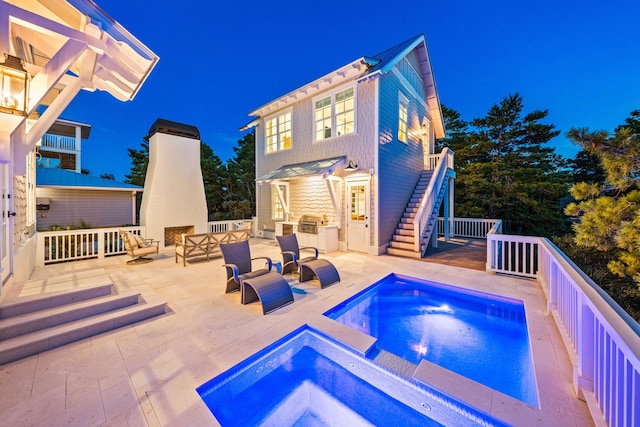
xmin=36 ymin=226 xmax=143 ymax=266
xmin=437 ymin=217 xmax=501 ymax=238
xmin=40 ymin=134 xmax=77 ymax=151
xmin=486 ymin=222 xmax=640 ymax=426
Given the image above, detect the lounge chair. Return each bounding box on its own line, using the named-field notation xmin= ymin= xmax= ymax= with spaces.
xmin=119 ymin=230 xmax=159 ymax=264
xmin=276 ymin=234 xmax=340 ymax=288
xmin=276 ymin=234 xmax=319 ymax=275
xmin=220 ymin=240 xmax=293 ymax=314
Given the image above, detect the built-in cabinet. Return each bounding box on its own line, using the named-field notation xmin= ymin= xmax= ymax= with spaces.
xmin=275 ymin=222 xmax=338 ymax=253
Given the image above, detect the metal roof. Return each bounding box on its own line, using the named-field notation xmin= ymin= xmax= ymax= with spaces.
xmin=148 ymin=118 xmax=200 ymax=140
xmin=256 ymin=156 xmax=347 ymax=181
xmin=36 ymin=168 xmax=142 ymax=191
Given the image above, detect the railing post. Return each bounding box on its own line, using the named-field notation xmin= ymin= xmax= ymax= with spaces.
xmin=97 ymin=231 xmax=105 ymax=259
xmin=35 ymin=232 xmax=45 ymax=267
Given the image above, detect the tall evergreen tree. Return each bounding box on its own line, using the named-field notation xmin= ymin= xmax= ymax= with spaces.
xmin=200 ymin=143 xmax=226 ymax=220
xmin=124 ymin=136 xmax=149 ymax=186
xmin=565 ymin=110 xmax=640 ymax=285
xmin=437 ymin=94 xmax=569 ymax=235
xmin=223 ymin=131 xmax=256 ymax=219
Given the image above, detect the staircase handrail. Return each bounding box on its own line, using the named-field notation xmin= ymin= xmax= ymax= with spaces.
xmin=412 ymin=148 xmax=454 ymax=253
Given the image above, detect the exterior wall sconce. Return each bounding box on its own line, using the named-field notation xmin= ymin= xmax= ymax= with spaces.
xmin=344 ymin=160 xmax=358 ymax=172
xmin=0 ymin=54 xmax=30 ymax=117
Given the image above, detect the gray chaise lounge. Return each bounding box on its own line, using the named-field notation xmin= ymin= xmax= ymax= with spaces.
xmin=276 ymin=234 xmax=340 ymax=288
xmin=220 ymin=240 xmax=293 ymax=314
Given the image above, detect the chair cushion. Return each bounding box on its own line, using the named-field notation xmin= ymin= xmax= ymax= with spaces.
xmin=134 ymin=235 xmax=146 ymax=247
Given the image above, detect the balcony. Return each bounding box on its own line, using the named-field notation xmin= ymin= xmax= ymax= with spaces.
xmin=39 ymin=133 xmax=78 ymax=152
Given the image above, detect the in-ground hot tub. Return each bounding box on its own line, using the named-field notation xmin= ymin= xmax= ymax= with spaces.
xmin=197 ymin=325 xmax=510 ymax=426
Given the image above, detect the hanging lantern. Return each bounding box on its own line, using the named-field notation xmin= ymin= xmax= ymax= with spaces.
xmin=0 ymin=54 xmax=29 ymax=116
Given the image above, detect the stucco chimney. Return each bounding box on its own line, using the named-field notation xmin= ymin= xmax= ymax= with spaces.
xmin=140 ymin=118 xmax=207 ymax=248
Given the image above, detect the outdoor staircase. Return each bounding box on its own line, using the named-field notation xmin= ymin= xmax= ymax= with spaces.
xmin=0 ymin=269 xmax=167 ymax=365
xmin=387 ymin=170 xmax=447 ymax=258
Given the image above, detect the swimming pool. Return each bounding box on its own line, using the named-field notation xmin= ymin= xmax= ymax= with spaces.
xmin=197 ymin=325 xmax=510 ymax=426
xmin=324 ymin=273 xmax=539 ymax=407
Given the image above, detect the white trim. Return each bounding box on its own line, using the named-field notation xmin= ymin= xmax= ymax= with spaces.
xmin=250 ymin=58 xmax=368 ymax=117
xmin=391 ymin=67 xmax=428 ymax=112
xmin=270 ymin=181 xmax=289 ymax=221
xmin=312 ymin=82 xmax=357 ymax=142
xmin=264 ymin=107 xmax=293 ymax=154
xmin=398 ymin=91 xmax=409 ymax=144
xmin=373 ymin=77 xmax=379 ymax=251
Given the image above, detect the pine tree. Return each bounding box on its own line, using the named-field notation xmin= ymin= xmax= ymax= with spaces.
xmin=437 ymin=94 xmax=569 ymax=235
xmin=565 ymin=110 xmax=640 ymax=285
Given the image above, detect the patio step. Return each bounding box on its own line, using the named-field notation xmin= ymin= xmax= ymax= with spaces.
xmin=387 ymin=247 xmax=421 ymax=258
xmin=0 ymin=271 xmax=167 ymax=365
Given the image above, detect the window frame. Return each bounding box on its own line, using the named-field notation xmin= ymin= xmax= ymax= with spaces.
xmin=313 ymin=83 xmax=357 ymax=142
xmin=264 ymin=108 xmax=293 ymax=154
xmin=271 ymin=182 xmax=289 ymax=221
xmin=398 ymin=92 xmax=409 ymax=144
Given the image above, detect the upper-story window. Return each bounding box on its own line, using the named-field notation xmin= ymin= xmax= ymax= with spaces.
xmin=314 ymin=86 xmax=355 ymax=141
xmin=398 ymin=98 xmax=409 ymax=143
xmin=265 ymin=111 xmax=292 ymax=153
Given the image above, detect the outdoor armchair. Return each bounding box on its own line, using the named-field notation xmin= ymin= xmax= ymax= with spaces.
xmin=119 ymin=230 xmax=159 ymax=264
xmin=276 ymin=234 xmax=318 ymax=275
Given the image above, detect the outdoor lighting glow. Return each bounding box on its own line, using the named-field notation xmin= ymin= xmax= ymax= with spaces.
xmin=0 ymin=54 xmax=29 ymax=116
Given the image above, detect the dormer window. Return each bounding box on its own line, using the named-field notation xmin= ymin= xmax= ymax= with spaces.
xmin=314 ymin=86 xmax=355 ymax=141
xmin=265 ymin=110 xmax=292 ymax=153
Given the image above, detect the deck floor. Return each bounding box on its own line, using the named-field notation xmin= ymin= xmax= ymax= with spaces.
xmin=0 ymin=238 xmax=593 ymax=426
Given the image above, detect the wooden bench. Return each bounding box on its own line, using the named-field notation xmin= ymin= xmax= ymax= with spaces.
xmin=175 ymin=229 xmax=250 ymax=266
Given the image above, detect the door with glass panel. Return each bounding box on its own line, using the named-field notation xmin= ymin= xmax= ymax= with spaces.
xmin=346 ymin=179 xmax=369 ymax=253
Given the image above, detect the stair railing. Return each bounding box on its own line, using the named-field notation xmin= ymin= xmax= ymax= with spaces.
xmin=413 ymin=148 xmax=454 ymax=253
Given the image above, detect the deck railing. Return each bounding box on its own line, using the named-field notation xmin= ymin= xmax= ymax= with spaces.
xmin=437 ymin=217 xmax=501 ymax=238
xmin=36 ymin=220 xmax=253 ymax=266
xmin=36 ymin=226 xmax=142 ymax=266
xmin=413 ymin=148 xmax=454 ymax=253
xmin=40 ymin=134 xmax=77 ymax=151
xmin=487 ymin=223 xmax=640 ymax=426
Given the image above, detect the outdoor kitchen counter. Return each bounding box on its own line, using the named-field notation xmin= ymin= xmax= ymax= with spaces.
xmin=274 ymin=223 xmax=338 ymax=253
xmin=297 ymin=225 xmax=338 ymax=254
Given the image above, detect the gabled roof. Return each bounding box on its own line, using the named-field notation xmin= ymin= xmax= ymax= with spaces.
xmin=36 ymin=168 xmax=142 ymax=191
xmin=247 ymin=34 xmax=444 ymax=138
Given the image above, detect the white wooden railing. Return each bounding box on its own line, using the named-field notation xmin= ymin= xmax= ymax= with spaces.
xmin=36 ymin=226 xmax=142 ymax=266
xmin=40 ymin=134 xmax=77 ymax=151
xmin=208 ymin=219 xmax=252 ymax=233
xmin=413 ymin=148 xmax=454 ymax=254
xmin=426 ymin=154 xmax=441 ymax=170
xmin=437 ymin=217 xmax=501 ymax=238
xmin=36 ymin=219 xmax=253 ymax=266
xmin=487 ymin=222 xmax=640 ymax=426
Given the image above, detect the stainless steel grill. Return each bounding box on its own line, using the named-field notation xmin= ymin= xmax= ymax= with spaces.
xmin=298 ymin=214 xmax=322 ymax=234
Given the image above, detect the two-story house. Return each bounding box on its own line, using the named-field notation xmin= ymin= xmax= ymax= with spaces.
xmin=246 ymin=34 xmax=454 ymax=257
xmin=35 ymin=118 xmax=142 ymax=231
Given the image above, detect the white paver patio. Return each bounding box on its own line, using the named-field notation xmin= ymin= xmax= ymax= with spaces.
xmin=0 ymin=238 xmax=593 ymax=426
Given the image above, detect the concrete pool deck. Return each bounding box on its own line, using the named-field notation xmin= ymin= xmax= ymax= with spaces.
xmin=0 ymin=238 xmax=594 ymax=426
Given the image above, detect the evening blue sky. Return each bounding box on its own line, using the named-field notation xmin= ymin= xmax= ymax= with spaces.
xmin=62 ymin=0 xmax=640 ymax=181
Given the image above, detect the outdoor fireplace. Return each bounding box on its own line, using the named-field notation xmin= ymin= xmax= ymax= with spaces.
xmin=140 ymin=119 xmax=208 ymax=249
xmin=165 ymin=226 xmax=194 ymax=246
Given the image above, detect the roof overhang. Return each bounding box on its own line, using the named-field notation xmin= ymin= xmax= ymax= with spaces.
xmin=248 ymin=60 xmax=369 ymax=118
xmin=257 ymin=156 xmax=346 ymax=182
xmin=37 ymin=184 xmax=141 ymax=192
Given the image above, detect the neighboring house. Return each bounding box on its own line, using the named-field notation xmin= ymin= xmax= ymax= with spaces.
xmin=36 ymin=168 xmax=141 ymax=230
xmin=34 ymin=118 xmax=141 ymax=231
xmin=37 ymin=118 xmax=90 ymax=173
xmin=0 ymin=0 xmax=157 ymax=291
xmin=246 ymin=34 xmax=454 ymax=257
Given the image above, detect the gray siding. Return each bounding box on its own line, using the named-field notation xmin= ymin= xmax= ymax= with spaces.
xmin=377 ymin=70 xmax=430 ymax=247
xmin=256 ymin=78 xmax=377 ymax=245
xmin=36 ymin=188 xmax=135 ymax=231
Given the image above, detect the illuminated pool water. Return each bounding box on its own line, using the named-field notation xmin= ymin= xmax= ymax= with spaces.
xmin=197 ymin=325 xmax=510 ymax=426
xmin=324 ymin=273 xmax=539 ymax=407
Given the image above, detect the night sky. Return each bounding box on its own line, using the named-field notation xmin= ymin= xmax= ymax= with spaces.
xmin=61 ymin=0 xmax=640 ymax=181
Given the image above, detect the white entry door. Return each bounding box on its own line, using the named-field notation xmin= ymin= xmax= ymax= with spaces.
xmin=346 ymin=179 xmax=370 ymax=253
xmin=1 ymin=164 xmax=9 ymax=285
